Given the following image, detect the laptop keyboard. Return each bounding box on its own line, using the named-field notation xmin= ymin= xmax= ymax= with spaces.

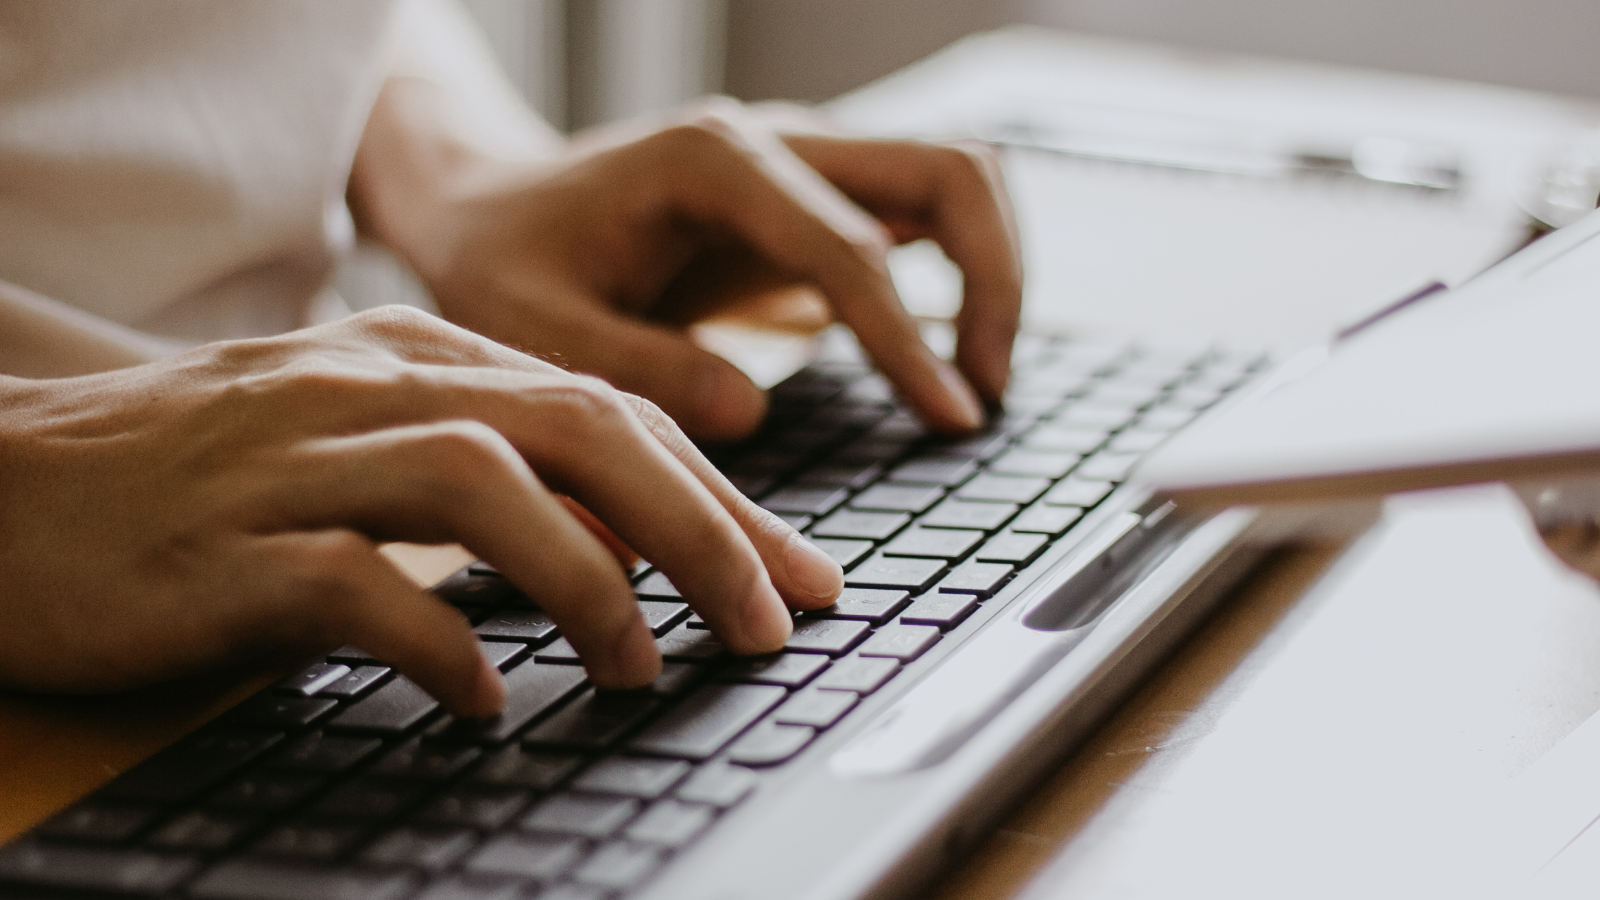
xmin=0 ymin=333 xmax=1262 ymax=900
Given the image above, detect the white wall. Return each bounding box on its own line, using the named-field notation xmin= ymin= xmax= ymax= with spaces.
xmin=725 ymin=0 xmax=1600 ymax=104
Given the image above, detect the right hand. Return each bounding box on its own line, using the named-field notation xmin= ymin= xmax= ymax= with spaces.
xmin=0 ymin=306 xmax=844 ymax=717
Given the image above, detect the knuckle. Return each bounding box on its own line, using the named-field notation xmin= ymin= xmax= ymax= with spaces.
xmin=546 ymin=376 xmax=633 ymax=435
xmin=287 ymin=532 xmax=372 ymax=607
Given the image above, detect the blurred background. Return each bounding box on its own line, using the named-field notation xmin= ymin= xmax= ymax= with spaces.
xmin=460 ymin=0 xmax=1600 ymax=130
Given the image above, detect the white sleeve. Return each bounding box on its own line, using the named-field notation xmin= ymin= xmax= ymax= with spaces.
xmin=385 ymin=0 xmax=564 ymax=161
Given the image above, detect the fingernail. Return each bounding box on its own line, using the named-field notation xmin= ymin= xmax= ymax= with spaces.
xmin=469 ymin=656 xmax=507 ymax=718
xmin=937 ymin=363 xmax=986 ymax=431
xmin=742 ymin=591 xmax=794 ymax=653
xmin=786 ymin=535 xmax=843 ymax=601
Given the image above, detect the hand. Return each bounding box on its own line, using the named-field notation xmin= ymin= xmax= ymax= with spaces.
xmin=0 ymin=307 xmax=844 ymax=716
xmin=351 ymin=89 xmax=1022 ymax=441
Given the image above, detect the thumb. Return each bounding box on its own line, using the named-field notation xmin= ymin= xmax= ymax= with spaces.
xmin=565 ymin=312 xmax=769 ymax=441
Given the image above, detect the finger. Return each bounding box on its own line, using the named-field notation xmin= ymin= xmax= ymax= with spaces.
xmin=782 ymin=135 xmax=1024 ymax=403
xmin=486 ymin=295 xmax=770 ymax=441
xmin=557 ymin=495 xmax=640 ymax=569
xmin=271 ymin=420 xmax=662 ymax=690
xmin=258 ymin=529 xmax=506 ymax=718
xmin=284 ymin=378 xmax=794 ymax=657
xmin=621 ymin=392 xmax=844 ymax=610
xmin=646 ymin=110 xmax=985 ymax=432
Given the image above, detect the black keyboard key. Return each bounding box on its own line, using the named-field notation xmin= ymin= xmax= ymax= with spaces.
xmin=413 ymin=876 xmax=520 ymax=900
xmin=936 ymin=561 xmax=1013 ymax=596
xmin=627 ymin=683 xmax=786 ymax=760
xmin=329 ymin=676 xmax=438 ymax=734
xmin=1043 ymin=478 xmax=1114 ymax=507
xmin=955 ymin=473 xmax=1051 ymax=504
xmin=267 ymin=732 xmax=383 ymax=774
xmin=775 ymin=512 xmax=813 ymax=531
xmin=810 ymin=509 xmax=910 ymax=541
xmin=311 ymin=779 xmax=425 ymax=821
xmin=251 ymin=820 xmax=364 ymax=860
xmin=807 ymin=537 xmax=874 ymax=569
xmin=624 ymin=800 xmax=715 ymax=846
xmin=225 ymin=694 xmax=338 ymax=730
xmin=571 ymin=841 xmax=665 ymax=891
xmin=924 ymin=430 xmax=1010 ymax=460
xmin=327 ymin=645 xmax=378 ymax=664
xmin=976 ymin=531 xmax=1050 ymax=565
xmin=719 ymin=652 xmax=830 ymax=687
xmin=571 ymin=757 xmax=691 ymax=799
xmin=772 ymin=688 xmax=857 ymax=728
xmin=37 ymin=802 xmax=156 ymax=843
xmin=275 ymin=663 xmax=350 ymax=697
xmin=521 ymin=793 xmax=639 ymax=838
xmin=634 ymin=571 xmax=681 ymax=599
xmin=359 ymin=827 xmax=476 ymax=870
xmin=452 ymin=662 xmax=588 ymax=744
xmin=759 ymin=486 xmax=848 ymax=517
xmin=0 ymin=842 xmax=197 ymax=896
xmin=656 ymin=624 xmax=726 ymax=661
xmin=146 ymin=809 xmax=257 ymax=851
xmin=476 ymin=640 xmax=527 ymax=672
xmin=844 ymin=555 xmax=947 ymax=592
xmin=727 ymin=722 xmax=815 ymax=767
xmin=784 ymin=618 xmax=871 ymax=655
xmin=675 ymin=764 xmax=756 ymax=808
xmin=917 ymin=499 xmax=1017 ymax=531
xmin=900 ymin=593 xmax=979 ymax=629
xmin=796 ymin=460 xmax=883 ymax=490
xmin=463 ymin=833 xmax=585 ymax=880
xmin=103 ymin=729 xmax=282 ymax=804
xmin=887 ymin=455 xmax=979 ymax=486
xmin=474 ymin=610 xmax=557 ymax=645
xmin=207 ymin=773 xmax=324 ymax=812
xmin=880 ymin=526 xmax=984 ymax=560
xmin=473 ymin=746 xmax=584 ymax=790
xmin=189 ymin=860 xmax=416 ymax=900
xmin=320 ymin=665 xmax=390 ymax=699
xmin=813 ymin=655 xmax=899 ymax=694
xmin=849 ymin=483 xmax=944 ymax=513
xmin=522 ymin=689 xmax=660 ymax=750
xmin=989 ymin=448 xmax=1081 ymax=479
xmin=434 ymin=574 xmax=524 ymax=609
xmin=638 ymin=599 xmax=691 ymax=636
xmin=414 ymin=786 xmax=530 ymax=830
xmin=650 ymin=662 xmax=703 ymax=696
xmin=858 ymin=624 xmax=941 ymax=662
xmin=806 ymin=587 xmax=910 ymax=625
xmin=727 ymin=473 xmax=775 ymax=499
xmin=534 ymin=637 xmax=582 ymax=663
xmin=1011 ymin=502 xmax=1084 ymax=535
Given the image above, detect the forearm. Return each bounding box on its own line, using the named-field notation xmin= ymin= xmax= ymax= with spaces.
xmin=349 ymin=0 xmax=563 ymax=283
xmin=0 ymin=279 xmax=171 ymax=379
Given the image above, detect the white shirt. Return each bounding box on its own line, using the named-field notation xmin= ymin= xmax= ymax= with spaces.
xmin=0 ymin=0 xmax=551 ymax=378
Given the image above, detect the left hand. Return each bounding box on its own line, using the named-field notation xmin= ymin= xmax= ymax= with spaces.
xmin=352 ymin=90 xmax=1022 ymax=441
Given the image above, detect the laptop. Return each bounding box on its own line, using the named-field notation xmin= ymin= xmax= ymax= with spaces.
xmin=29 ymin=184 xmax=1600 ymax=900
xmin=0 ymin=315 xmax=1277 ymax=900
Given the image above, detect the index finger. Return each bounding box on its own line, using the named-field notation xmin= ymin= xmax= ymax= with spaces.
xmin=646 ymin=109 xmax=986 ymax=433
xmin=781 ymin=134 xmax=1024 ymax=404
